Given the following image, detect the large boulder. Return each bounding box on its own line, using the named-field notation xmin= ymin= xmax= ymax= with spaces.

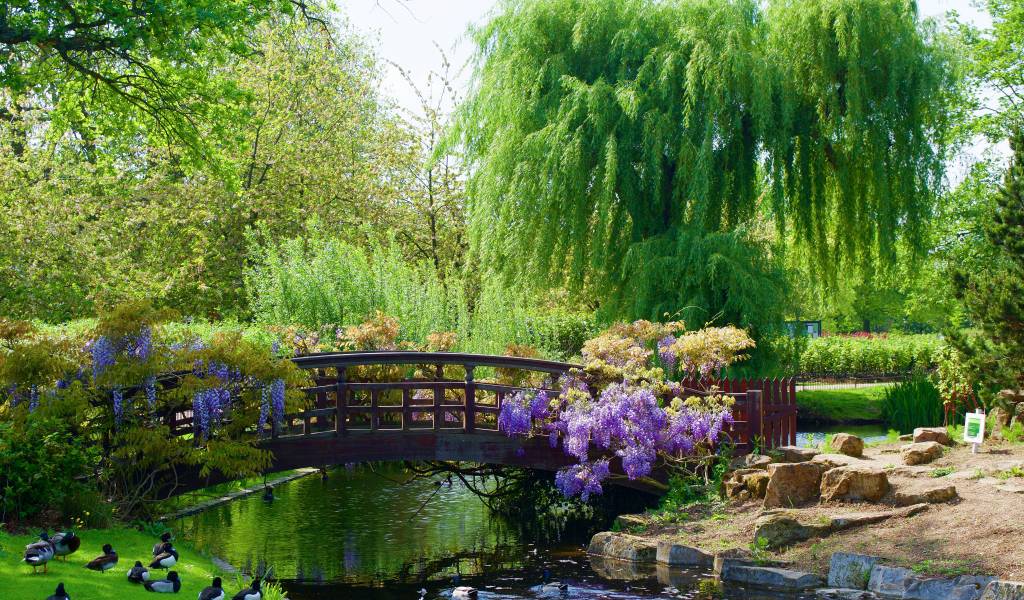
xmin=905 ymin=576 xmax=998 ymax=600
xmin=828 ymin=552 xmax=880 ymax=589
xmin=820 ymin=466 xmax=889 ymax=503
xmin=1013 ymin=403 xmax=1024 ymax=428
xmin=901 ymin=441 xmax=944 ymax=466
xmin=764 ymin=462 xmax=824 ymax=508
xmin=814 ymin=453 xmax=865 ymax=470
xmin=991 ymin=407 xmax=1012 ymax=439
xmin=981 ymin=581 xmax=1024 ymax=600
xmin=892 ymin=484 xmax=958 ymax=506
xmin=868 ymin=565 xmax=917 ymax=597
xmin=721 ymin=565 xmax=824 ymax=591
xmin=774 ymin=446 xmax=820 ymax=463
xmin=744 ymin=471 xmax=770 ymax=499
xmin=655 ymin=541 xmax=713 ymax=567
xmin=831 ymin=433 xmax=865 ymax=457
xmin=753 ymin=511 xmax=829 ymax=548
xmin=816 ymin=589 xmax=881 ymax=599
xmin=913 ymin=427 xmax=952 ymax=446
xmin=587 ymin=532 xmax=657 ymax=562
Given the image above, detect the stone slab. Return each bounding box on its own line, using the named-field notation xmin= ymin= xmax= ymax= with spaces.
xmin=655 ymin=541 xmax=713 ymax=567
xmin=828 ymin=552 xmax=880 ymax=589
xmin=721 ymin=565 xmax=824 ymax=591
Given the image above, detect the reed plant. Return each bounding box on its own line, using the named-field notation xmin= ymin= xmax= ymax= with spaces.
xmin=882 ymin=371 xmax=944 ymax=433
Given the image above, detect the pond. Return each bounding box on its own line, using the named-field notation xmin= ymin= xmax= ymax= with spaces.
xmin=795 ymin=423 xmax=891 ymax=448
xmin=172 ymin=466 xmax=812 ymax=600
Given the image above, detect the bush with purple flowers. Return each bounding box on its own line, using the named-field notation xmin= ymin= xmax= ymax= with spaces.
xmin=497 ymin=320 xmax=753 ymax=500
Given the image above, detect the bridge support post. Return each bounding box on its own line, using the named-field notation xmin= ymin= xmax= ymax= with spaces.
xmin=465 ymin=366 xmax=476 ymax=433
xmin=335 ymin=367 xmax=347 ymax=436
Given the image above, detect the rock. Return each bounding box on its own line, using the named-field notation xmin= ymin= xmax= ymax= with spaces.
xmin=732 ymin=454 xmax=774 ymax=470
xmin=725 ymin=480 xmax=746 ymax=498
xmin=899 ymin=434 xmax=914 ymax=442
xmin=731 ymin=468 xmax=766 ymax=482
xmin=892 ymin=484 xmax=958 ymax=506
xmin=820 ymin=466 xmax=889 ymax=502
xmin=1014 ymin=402 xmax=1024 ymax=423
xmin=721 ymin=565 xmax=824 ymax=591
xmin=588 ymin=554 xmax=655 ymax=581
xmin=763 ymin=462 xmax=824 ymax=508
xmin=753 ymin=511 xmax=830 ymax=548
xmin=901 ymin=441 xmax=944 ymax=465
xmin=991 ymin=407 xmax=1011 ymax=439
xmin=714 ymin=548 xmax=754 ymax=577
xmin=743 ymin=471 xmax=770 ymax=498
xmin=981 ymin=581 xmax=1024 ymax=600
xmin=613 ymin=514 xmax=647 ymax=529
xmin=913 ymin=427 xmax=952 ymax=446
xmin=817 ymin=590 xmax=881 ymax=600
xmin=655 ymin=541 xmax=713 ymax=567
xmin=587 ymin=532 xmax=657 ymax=562
xmin=832 ymin=433 xmax=865 ymax=457
xmin=868 ymin=564 xmax=917 ymax=597
xmin=828 ymin=553 xmax=880 ymax=589
xmin=814 ymin=453 xmax=865 ymax=469
xmin=775 ymin=446 xmax=820 ymax=463
xmin=904 ymin=577 xmax=994 ymax=600
xmin=996 ymin=482 xmax=1024 ymax=494
xmin=830 ymin=504 xmax=929 ymax=532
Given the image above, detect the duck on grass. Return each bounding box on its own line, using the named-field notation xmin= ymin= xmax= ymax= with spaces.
xmin=0 ymin=528 xmax=285 ymax=600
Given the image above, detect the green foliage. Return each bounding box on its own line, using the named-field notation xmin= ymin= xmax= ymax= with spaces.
xmin=950 ymin=131 xmax=1024 ymax=402
xmin=797 ymin=386 xmax=888 ymax=423
xmin=931 ymin=466 xmax=955 ymax=478
xmin=882 ymin=372 xmax=945 ymax=434
xmin=456 ymin=0 xmax=953 ymax=330
xmin=0 ymin=417 xmax=99 ymax=523
xmin=798 ymin=334 xmax=942 ymax=377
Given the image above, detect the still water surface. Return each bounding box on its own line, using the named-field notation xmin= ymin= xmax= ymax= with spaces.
xmin=173 ymin=467 xmax=812 ymax=600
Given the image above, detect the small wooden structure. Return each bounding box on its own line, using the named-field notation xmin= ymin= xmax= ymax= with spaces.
xmin=166 ymin=352 xmax=797 ymax=491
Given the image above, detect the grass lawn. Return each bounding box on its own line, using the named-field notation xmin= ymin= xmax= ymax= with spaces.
xmin=0 ymin=527 xmax=236 ymax=600
xmin=797 ymin=384 xmax=889 ymax=423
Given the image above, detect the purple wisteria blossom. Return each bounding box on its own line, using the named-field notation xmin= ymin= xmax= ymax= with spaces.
xmin=258 ymin=385 xmax=270 ymax=435
xmin=497 ymin=392 xmax=531 ymax=435
xmin=112 ymin=388 xmax=124 ymax=425
xmin=554 ymin=460 xmax=610 ymax=501
xmin=90 ymin=336 xmax=116 ymax=380
xmin=270 ymin=379 xmax=285 ymax=425
xmin=28 ymin=385 xmax=39 ymax=413
xmin=657 ymin=335 xmax=677 ymax=374
xmin=144 ymin=376 xmax=157 ymax=409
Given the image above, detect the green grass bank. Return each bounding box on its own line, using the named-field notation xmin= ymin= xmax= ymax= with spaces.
xmin=0 ymin=528 xmax=228 ymax=600
xmin=797 ymin=384 xmax=889 ymax=424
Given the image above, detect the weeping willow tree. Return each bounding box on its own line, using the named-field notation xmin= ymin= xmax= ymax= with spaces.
xmin=455 ymin=0 xmax=953 ymax=332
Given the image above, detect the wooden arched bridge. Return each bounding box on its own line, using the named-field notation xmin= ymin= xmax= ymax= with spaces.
xmin=166 ymin=352 xmax=797 ymax=493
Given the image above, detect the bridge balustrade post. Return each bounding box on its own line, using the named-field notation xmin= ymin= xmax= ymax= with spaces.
xmin=335 ymin=367 xmax=347 ymax=436
xmin=464 ymin=365 xmax=476 ymax=433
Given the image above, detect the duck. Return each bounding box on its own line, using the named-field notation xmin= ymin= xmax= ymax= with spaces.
xmin=452 ymin=587 xmax=478 ymax=599
xmin=51 ymin=531 xmax=81 ymax=561
xmin=144 ymin=570 xmax=182 ymax=593
xmin=45 ymin=582 xmax=70 ymax=600
xmin=153 ymin=532 xmax=173 ymax=557
xmin=84 ymin=543 xmax=118 ymax=572
xmin=128 ymin=560 xmax=151 ymax=583
xmin=231 ymin=578 xmax=261 ymax=600
xmin=24 ymin=532 xmax=55 ymax=574
xmin=150 ymin=542 xmax=179 ymax=570
xmin=262 ymin=486 xmax=274 ymax=502
xmin=199 ymin=576 xmax=225 ymax=600
xmin=541 ymin=569 xmax=569 ymax=593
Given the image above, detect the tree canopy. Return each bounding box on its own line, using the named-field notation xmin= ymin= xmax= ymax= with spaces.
xmin=456 ymin=0 xmax=954 ymax=329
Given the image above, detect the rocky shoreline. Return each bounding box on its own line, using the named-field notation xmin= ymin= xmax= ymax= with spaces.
xmin=586 ymin=427 xmax=1024 ymax=599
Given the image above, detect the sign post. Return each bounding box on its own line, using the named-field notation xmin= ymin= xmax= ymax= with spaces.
xmin=964 ymin=410 xmax=986 ymax=454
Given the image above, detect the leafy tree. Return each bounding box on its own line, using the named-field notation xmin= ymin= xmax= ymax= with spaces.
xmin=951 ymin=130 xmax=1024 ymax=398
xmin=455 ymin=0 xmax=954 ymax=331
xmin=0 ymin=0 xmax=328 ymax=152
xmin=954 ymin=0 xmax=1024 ymax=139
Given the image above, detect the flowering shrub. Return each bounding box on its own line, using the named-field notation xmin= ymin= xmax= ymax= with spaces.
xmin=0 ymin=301 xmax=310 ymax=517
xmin=498 ymin=320 xmax=753 ymax=500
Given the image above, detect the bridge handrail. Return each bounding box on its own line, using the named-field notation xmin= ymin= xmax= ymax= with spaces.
xmin=291 ymin=351 xmax=581 ymax=374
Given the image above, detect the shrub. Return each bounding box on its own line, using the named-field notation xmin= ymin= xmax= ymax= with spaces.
xmin=799 ymin=334 xmax=942 ymax=377
xmin=882 ymin=372 xmax=945 ymax=433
